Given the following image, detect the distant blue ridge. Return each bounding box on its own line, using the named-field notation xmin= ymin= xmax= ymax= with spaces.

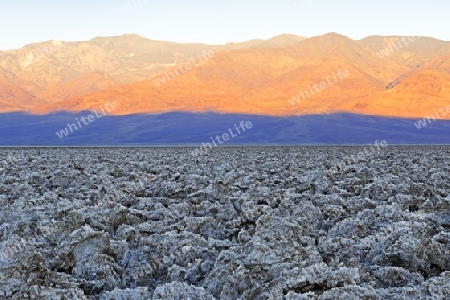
xmin=0 ymin=112 xmax=449 ymax=146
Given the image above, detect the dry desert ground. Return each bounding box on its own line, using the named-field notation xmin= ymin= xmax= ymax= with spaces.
xmin=0 ymin=146 xmax=449 ymax=299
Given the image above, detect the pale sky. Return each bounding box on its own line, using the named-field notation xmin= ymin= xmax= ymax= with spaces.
xmin=1 ymin=0 xmax=448 ymax=50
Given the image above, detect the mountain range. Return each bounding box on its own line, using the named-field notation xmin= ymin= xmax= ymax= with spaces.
xmin=1 ymin=33 xmax=449 ymax=117
xmin=0 ymin=33 xmax=449 ymax=145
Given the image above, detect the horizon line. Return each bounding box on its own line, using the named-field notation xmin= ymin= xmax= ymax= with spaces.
xmin=1 ymin=32 xmax=446 ymax=51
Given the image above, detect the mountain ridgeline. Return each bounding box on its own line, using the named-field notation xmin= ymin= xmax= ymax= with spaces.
xmin=1 ymin=33 xmax=450 ymax=145
xmin=0 ymin=33 xmax=449 ymax=119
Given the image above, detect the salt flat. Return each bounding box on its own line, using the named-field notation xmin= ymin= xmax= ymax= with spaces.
xmin=0 ymin=146 xmax=449 ymax=299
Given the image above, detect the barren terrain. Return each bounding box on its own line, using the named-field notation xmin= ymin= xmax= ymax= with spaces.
xmin=0 ymin=147 xmax=449 ymax=299
xmin=2 ymin=34 xmax=450 ymax=119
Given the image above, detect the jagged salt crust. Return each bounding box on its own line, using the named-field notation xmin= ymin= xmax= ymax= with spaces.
xmin=0 ymin=146 xmax=449 ymax=299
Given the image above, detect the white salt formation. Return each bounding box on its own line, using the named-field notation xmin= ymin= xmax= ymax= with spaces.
xmin=0 ymin=146 xmax=449 ymax=299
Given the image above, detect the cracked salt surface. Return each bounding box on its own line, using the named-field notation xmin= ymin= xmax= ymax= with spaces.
xmin=0 ymin=146 xmax=449 ymax=299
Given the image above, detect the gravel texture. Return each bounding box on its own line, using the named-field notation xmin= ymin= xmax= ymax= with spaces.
xmin=0 ymin=146 xmax=449 ymax=299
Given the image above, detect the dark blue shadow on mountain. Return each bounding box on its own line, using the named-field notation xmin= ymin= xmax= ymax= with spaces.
xmin=0 ymin=112 xmax=449 ymax=146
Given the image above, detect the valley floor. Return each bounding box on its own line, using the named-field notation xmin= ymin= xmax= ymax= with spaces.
xmin=0 ymin=146 xmax=449 ymax=299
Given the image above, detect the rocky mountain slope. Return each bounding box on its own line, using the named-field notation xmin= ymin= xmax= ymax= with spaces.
xmin=1 ymin=33 xmax=449 ymax=119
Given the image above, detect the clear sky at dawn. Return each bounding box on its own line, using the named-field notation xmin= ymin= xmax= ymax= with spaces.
xmin=1 ymin=0 xmax=448 ymax=49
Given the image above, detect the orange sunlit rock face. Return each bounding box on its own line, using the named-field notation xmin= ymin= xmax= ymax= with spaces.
xmin=2 ymin=33 xmax=450 ymax=119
